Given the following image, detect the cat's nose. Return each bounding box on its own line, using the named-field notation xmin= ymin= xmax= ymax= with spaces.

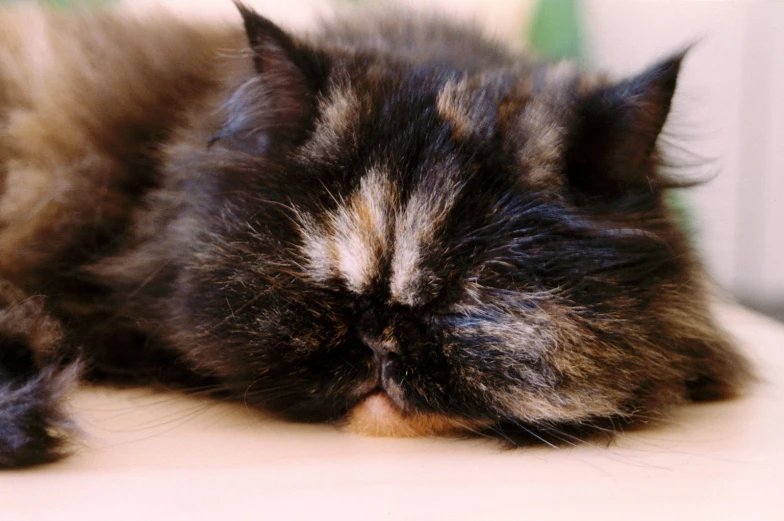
xmin=362 ymin=336 xmax=400 ymax=370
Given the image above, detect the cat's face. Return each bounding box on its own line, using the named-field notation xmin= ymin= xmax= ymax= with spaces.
xmin=164 ymin=8 xmax=740 ymax=438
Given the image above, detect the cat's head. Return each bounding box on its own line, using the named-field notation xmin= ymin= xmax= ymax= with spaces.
xmin=166 ymin=6 xmax=747 ymax=439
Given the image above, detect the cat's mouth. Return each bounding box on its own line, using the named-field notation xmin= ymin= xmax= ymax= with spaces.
xmin=340 ymin=355 xmax=475 ymax=437
xmin=346 ymin=358 xmax=408 ymax=410
xmin=348 ymin=380 xmax=409 ymax=416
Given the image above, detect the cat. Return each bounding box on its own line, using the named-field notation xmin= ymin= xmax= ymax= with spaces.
xmin=0 ymin=2 xmax=751 ymax=467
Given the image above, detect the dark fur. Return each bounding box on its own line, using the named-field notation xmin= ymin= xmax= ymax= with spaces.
xmin=0 ymin=3 xmax=750 ymax=466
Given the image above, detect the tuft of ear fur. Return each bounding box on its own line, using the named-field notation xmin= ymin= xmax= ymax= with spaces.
xmin=564 ymin=53 xmax=685 ymax=202
xmin=211 ymin=3 xmax=327 ymax=154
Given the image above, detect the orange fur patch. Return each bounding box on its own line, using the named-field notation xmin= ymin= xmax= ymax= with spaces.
xmin=343 ymin=393 xmax=478 ymax=438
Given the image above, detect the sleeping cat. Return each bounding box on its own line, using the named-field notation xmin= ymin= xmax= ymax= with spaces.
xmin=0 ymin=2 xmax=750 ymax=467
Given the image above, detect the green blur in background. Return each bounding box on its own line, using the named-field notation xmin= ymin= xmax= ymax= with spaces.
xmin=529 ymin=0 xmax=582 ymax=61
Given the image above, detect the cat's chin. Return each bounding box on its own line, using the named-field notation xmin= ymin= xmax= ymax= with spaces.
xmin=342 ymin=392 xmax=474 ymax=438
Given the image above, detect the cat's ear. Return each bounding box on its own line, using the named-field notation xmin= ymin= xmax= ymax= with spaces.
xmin=236 ymin=2 xmax=324 ymax=84
xmin=211 ymin=3 xmax=327 ymax=154
xmin=563 ymin=53 xmax=684 ymax=203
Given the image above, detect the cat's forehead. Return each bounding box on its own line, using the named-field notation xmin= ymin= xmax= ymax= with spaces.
xmin=304 ymin=59 xmax=607 ymax=176
xmin=292 ymin=60 xmax=608 ymax=304
xmin=434 ymin=61 xmax=584 ymax=134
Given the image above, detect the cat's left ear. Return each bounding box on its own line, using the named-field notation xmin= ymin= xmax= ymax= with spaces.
xmin=212 ymin=3 xmax=327 ymax=154
xmin=563 ymin=53 xmax=685 ymax=202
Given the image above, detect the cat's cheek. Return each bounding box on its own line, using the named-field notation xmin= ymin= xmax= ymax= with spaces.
xmin=342 ymin=392 xmax=484 ymax=437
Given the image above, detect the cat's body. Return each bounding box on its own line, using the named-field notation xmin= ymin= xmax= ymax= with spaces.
xmin=0 ymin=3 xmax=749 ymax=467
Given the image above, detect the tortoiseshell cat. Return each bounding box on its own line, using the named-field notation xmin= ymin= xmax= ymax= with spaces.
xmin=0 ymin=2 xmax=750 ymax=467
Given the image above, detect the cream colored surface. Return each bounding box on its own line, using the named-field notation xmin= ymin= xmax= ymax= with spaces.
xmin=2 ymin=301 xmax=782 ymax=520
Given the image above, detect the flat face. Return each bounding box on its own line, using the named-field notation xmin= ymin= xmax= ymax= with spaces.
xmin=150 ymin=8 xmax=747 ymax=441
xmin=181 ymin=50 xmax=695 ymax=438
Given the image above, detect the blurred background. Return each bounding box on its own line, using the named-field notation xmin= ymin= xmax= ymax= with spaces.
xmin=8 ymin=0 xmax=784 ymax=323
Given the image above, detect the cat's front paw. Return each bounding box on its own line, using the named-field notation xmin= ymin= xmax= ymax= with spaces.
xmin=0 ymin=364 xmax=80 ymax=468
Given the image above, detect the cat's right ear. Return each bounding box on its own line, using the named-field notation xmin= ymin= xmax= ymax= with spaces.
xmin=211 ymin=3 xmax=329 ymax=154
xmin=235 ymin=2 xmax=325 ymax=84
